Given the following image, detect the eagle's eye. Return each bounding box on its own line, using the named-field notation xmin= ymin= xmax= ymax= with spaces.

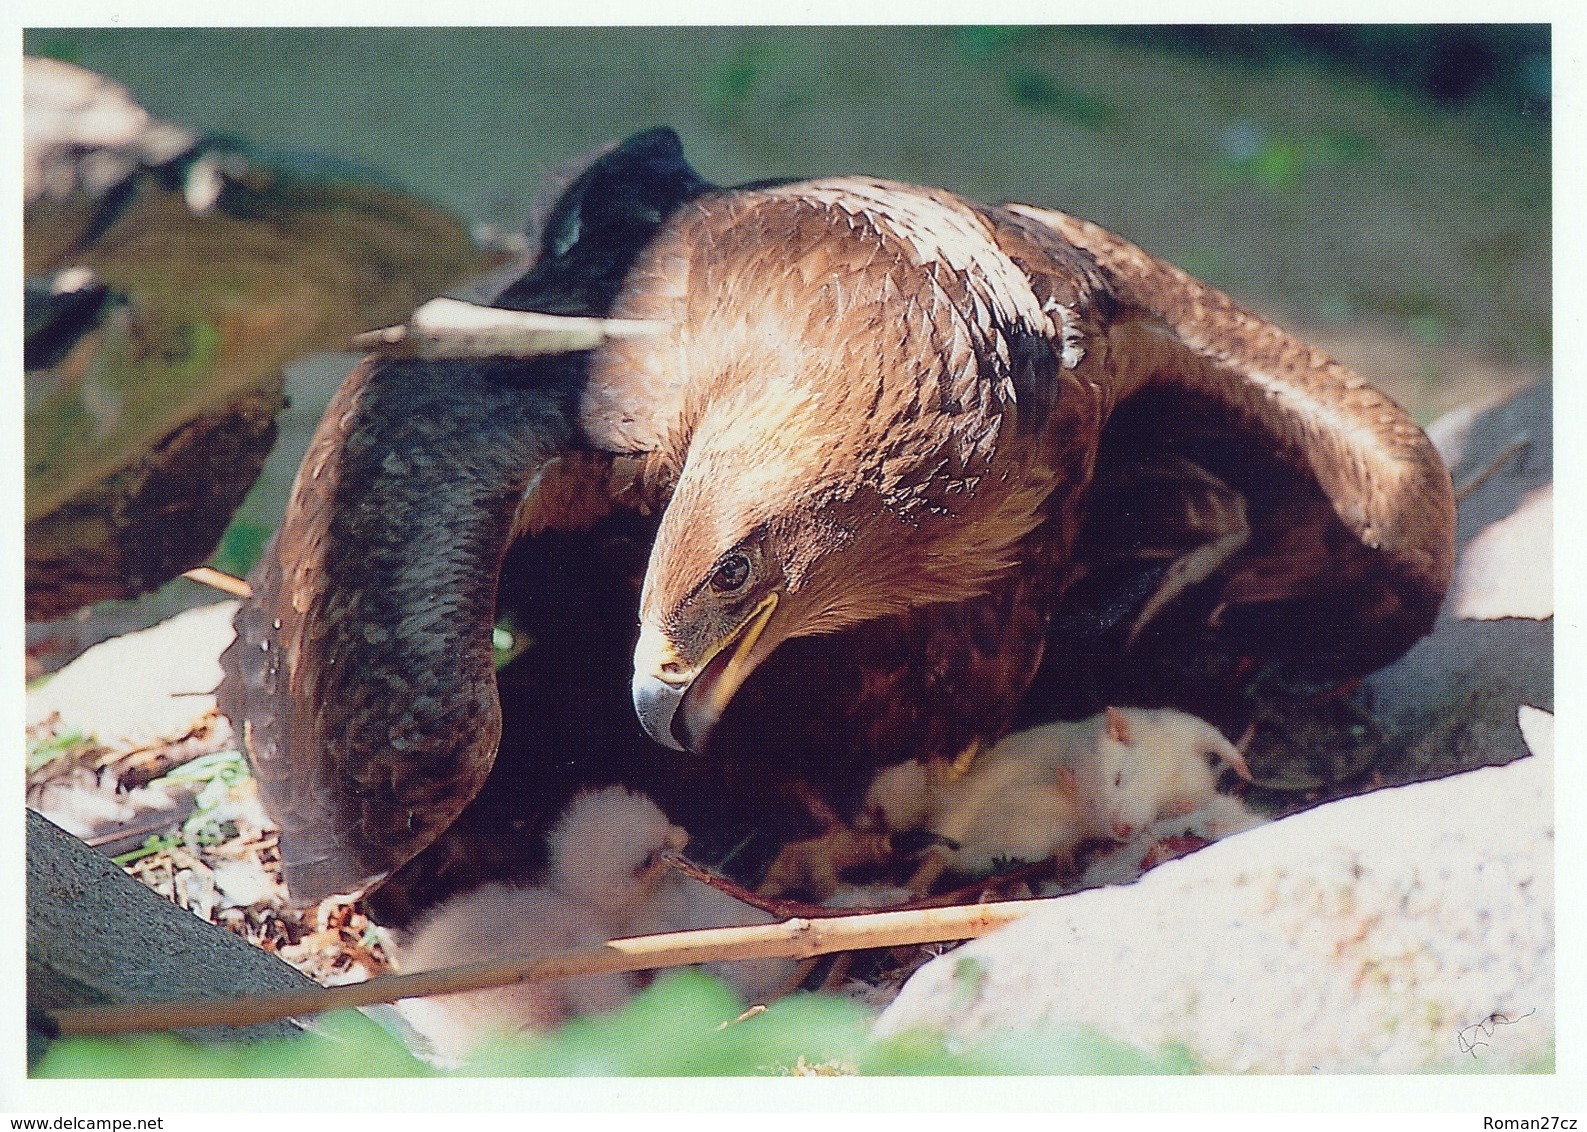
xmin=709 ymin=552 xmax=751 ymax=594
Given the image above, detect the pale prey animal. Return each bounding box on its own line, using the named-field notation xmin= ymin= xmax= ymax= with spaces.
xmin=864 ymin=706 xmax=1251 ymax=884
xmin=1059 ymin=706 xmax=1252 ymax=842
xmin=858 ymin=731 xmax=1084 ymax=890
xmin=1078 ymin=793 xmax=1265 ymax=891
xmin=392 ymin=785 xmax=790 ymax=1060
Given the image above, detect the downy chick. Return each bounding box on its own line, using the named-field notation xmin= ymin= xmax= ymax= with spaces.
xmin=548 ymin=786 xmax=796 ymax=1004
xmin=391 ymin=880 xmax=631 ymax=1062
xmin=394 ymin=786 xmax=788 ymax=1058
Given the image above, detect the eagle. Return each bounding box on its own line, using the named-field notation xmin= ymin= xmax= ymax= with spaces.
xmin=218 ymin=129 xmax=1454 ymax=925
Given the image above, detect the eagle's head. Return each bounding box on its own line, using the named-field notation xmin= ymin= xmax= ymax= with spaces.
xmin=611 ymin=180 xmax=1063 ymax=752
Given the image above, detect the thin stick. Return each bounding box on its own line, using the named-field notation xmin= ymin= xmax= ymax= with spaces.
xmin=352 ymin=298 xmax=667 ymax=360
xmin=773 ymin=956 xmax=823 ymax=1001
xmin=932 ymin=858 xmax=1058 ymax=905
xmin=663 ymin=850 xmax=1051 ymax=918
xmin=182 ymin=566 xmax=252 ymax=599
xmin=905 ymin=850 xmax=950 ymax=895
xmin=49 ymin=898 xmax=1048 ymax=1038
xmin=819 ymin=950 xmax=856 ymax=992
xmin=659 ymin=851 xmax=859 ymax=919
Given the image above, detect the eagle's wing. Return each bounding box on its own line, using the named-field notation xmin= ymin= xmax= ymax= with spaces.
xmin=218 ymin=356 xmax=591 ymax=904
xmin=1002 ymin=203 xmax=1456 ymax=676
xmin=218 ymin=130 xmax=710 ymax=907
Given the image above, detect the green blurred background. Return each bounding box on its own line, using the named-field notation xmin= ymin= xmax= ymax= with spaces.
xmin=26 ymin=25 xmax=1549 ymax=420
xmin=24 ymin=25 xmax=1550 ymax=517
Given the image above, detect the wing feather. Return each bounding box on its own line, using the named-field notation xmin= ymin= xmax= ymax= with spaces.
xmin=1004 ymin=202 xmax=1455 ymax=667
xmin=218 ymin=356 xmax=587 ymax=903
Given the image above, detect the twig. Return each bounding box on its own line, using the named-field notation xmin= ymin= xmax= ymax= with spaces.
xmin=931 ymin=858 xmax=1059 ymax=905
xmin=85 ymin=803 xmax=197 ymax=856
xmin=662 ymin=850 xmax=1049 ymax=918
xmin=182 ymin=567 xmax=252 ymax=599
xmin=659 ymin=851 xmax=862 ymax=919
xmin=905 ymin=849 xmax=950 ymax=895
xmin=352 ymin=297 xmax=667 ymax=360
xmin=48 ymin=898 xmax=1049 ymax=1038
xmin=773 ymin=956 xmax=823 ymax=1000
xmin=820 ymin=951 xmax=857 ymax=991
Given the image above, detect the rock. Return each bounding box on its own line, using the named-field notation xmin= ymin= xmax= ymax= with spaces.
xmin=874 ymin=705 xmax=1553 ymax=1072
xmin=24 ymin=378 xmax=283 ymax=623
xmin=24 ymin=352 xmax=357 ymax=679
xmin=1449 ymin=482 xmax=1551 ymax=620
xmin=26 ymin=809 xmax=317 ymax=1066
xmin=23 ymin=56 xmax=196 ymax=207
xmin=1367 ymin=379 xmax=1552 ymax=785
xmin=26 ymin=601 xmax=239 ymax=745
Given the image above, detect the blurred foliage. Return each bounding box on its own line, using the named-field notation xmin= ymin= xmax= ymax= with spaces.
xmin=207 ymin=518 xmax=273 ymax=581
xmin=954 ymin=25 xmax=1548 ymax=130
xmin=698 ymin=41 xmax=807 ymax=126
xmin=28 ymin=35 xmax=85 ymax=64
xmin=25 ymin=725 xmax=97 ymax=773
xmin=1002 ymin=69 xmax=1116 ymax=130
xmin=1095 ymin=25 xmax=1550 ymax=120
xmin=1208 ymin=125 xmax=1374 ymax=191
xmin=35 ymin=970 xmax=1197 ymax=1078
xmin=37 ymin=1009 xmax=430 ymax=1079
xmin=36 ymin=969 xmax=1541 ymax=1076
xmin=700 ymin=42 xmax=775 ymax=117
xmin=464 ymin=971 xmax=869 ymax=1075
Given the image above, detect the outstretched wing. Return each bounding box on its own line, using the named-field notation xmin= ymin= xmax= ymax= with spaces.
xmin=1002 ymin=203 xmax=1456 ymax=677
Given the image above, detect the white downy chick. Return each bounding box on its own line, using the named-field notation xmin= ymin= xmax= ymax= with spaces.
xmin=396 ymin=786 xmax=794 ymax=1059
xmin=862 ymin=746 xmax=1084 ymax=881
xmin=547 ymin=786 xmax=794 ymax=1000
xmin=543 ymin=784 xmax=689 ymax=919
xmin=1061 ymin=707 xmax=1252 ymax=843
xmin=391 ymin=881 xmax=632 ymax=1063
xmin=392 ymin=786 xmax=686 ymax=1061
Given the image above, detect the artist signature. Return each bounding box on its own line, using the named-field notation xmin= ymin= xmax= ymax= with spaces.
xmin=1457 ymin=1008 xmax=1537 ymax=1057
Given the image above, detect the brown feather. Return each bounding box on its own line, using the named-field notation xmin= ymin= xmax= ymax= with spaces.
xmin=219 ymin=356 xmax=586 ymax=904
xmin=1004 ymin=202 xmax=1455 ymax=613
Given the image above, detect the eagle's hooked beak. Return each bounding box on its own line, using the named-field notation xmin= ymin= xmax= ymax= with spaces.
xmin=632 ymin=592 xmax=780 ymax=753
